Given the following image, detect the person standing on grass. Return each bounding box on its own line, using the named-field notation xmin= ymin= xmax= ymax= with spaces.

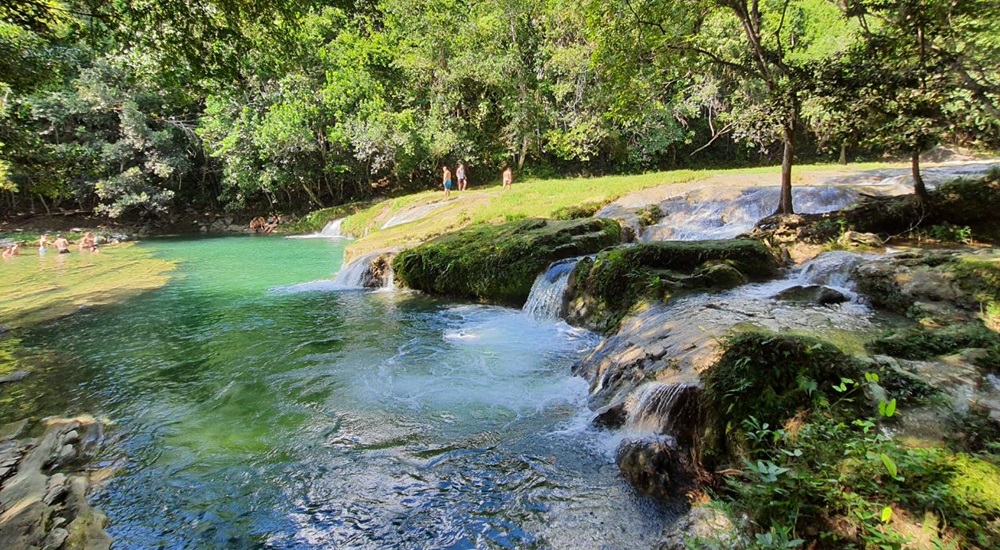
xmin=502 ymin=166 xmax=513 ymax=190
xmin=456 ymin=163 xmax=468 ymax=191
xmin=442 ymin=166 xmax=453 ymax=198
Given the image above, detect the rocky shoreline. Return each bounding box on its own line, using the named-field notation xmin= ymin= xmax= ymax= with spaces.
xmin=0 ymin=417 xmax=111 ymax=550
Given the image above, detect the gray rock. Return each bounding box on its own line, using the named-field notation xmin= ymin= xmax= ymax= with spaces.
xmin=660 ymin=503 xmax=744 ymax=549
xmin=838 ymin=230 xmax=884 ymax=248
xmin=0 ymin=371 xmax=29 ymax=384
xmin=62 ymin=430 xmax=79 ymax=445
xmin=43 ymin=527 xmax=69 ymax=550
xmin=616 ymin=438 xmax=692 ymax=499
xmin=774 ymin=284 xmax=849 ymax=305
xmin=0 ymin=419 xmax=28 ymax=442
xmin=43 ymin=473 xmax=68 ymax=505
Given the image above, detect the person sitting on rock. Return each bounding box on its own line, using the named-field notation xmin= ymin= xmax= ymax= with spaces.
xmin=250 ymin=217 xmax=267 ymax=233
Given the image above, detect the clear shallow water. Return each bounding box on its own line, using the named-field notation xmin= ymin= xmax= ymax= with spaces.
xmin=12 ymin=236 xmax=674 ymax=548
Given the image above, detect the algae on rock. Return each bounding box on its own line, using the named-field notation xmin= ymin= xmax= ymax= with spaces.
xmin=391 ymin=218 xmax=622 ymax=305
xmin=565 ymin=239 xmax=779 ymax=333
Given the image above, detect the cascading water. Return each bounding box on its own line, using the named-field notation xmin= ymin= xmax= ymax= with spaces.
xmin=331 ymin=252 xmax=394 ymax=289
xmin=641 ymin=186 xmax=860 ymax=241
xmin=523 ymin=257 xmax=581 ymax=319
xmin=623 ymin=382 xmax=699 ymax=438
xmin=320 ymin=218 xmax=346 ymax=237
xmin=381 ymin=202 xmax=448 ymax=230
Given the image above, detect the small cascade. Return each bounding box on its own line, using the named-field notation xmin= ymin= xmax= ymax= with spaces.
xmin=523 ymin=258 xmax=580 ymax=319
xmin=623 ymin=382 xmax=700 ymax=441
xmin=332 ymin=252 xmax=395 ymax=289
xmin=320 ymin=218 xmax=346 ymax=237
xmin=381 ymin=202 xmax=447 ymax=230
xmin=641 ymin=186 xmax=860 ymax=242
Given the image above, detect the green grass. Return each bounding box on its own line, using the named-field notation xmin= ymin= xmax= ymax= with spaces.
xmin=337 ymin=161 xmax=912 ymax=259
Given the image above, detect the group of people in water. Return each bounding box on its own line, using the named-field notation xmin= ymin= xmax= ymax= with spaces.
xmin=441 ymin=164 xmax=514 ymax=197
xmin=1 ymin=232 xmax=99 ymax=259
xmin=249 ymin=214 xmax=282 ymax=233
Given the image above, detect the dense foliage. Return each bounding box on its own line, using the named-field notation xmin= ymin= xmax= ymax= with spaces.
xmin=1 ymin=1 xmax=998 ymax=220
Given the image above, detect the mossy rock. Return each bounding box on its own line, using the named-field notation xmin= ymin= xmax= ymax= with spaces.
xmin=699 ymin=332 xmax=864 ymax=464
xmin=868 ymin=323 xmax=1000 ymax=370
xmin=752 ymin=172 xmax=1000 ymax=247
xmin=391 ymin=217 xmax=622 ymax=306
xmin=565 ymin=239 xmax=778 ymax=333
xmin=949 ymin=454 xmax=1000 ymax=517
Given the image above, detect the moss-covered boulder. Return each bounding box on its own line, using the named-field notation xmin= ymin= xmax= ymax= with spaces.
xmin=565 ymin=239 xmax=779 ymax=333
xmin=750 ymin=172 xmax=1000 ymax=257
xmin=699 ymin=332 xmax=865 ymax=465
xmin=391 ymin=218 xmax=622 ymax=305
xmin=854 ymin=249 xmax=1000 ymax=321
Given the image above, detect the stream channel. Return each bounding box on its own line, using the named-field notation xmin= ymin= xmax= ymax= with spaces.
xmin=5 ymin=236 xmax=675 ymax=548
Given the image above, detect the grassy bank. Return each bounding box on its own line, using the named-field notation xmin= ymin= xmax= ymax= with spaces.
xmin=328 ymin=161 xmax=910 ymax=261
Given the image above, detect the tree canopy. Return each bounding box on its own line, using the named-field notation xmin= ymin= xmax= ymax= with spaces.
xmin=1 ymin=0 xmax=998 ymax=220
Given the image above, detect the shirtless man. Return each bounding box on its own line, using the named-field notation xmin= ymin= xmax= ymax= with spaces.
xmin=1 ymin=243 xmax=18 ymax=258
xmin=442 ymin=166 xmax=453 ymax=198
xmin=53 ymin=235 xmax=70 ymax=254
xmin=502 ymin=166 xmax=513 ymax=190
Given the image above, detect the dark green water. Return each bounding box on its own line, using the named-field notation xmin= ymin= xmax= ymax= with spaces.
xmin=9 ymin=236 xmax=675 ymax=548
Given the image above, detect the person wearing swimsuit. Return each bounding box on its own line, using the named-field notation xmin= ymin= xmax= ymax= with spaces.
xmin=456 ymin=163 xmax=467 ymax=191
xmin=442 ymin=166 xmax=453 ymax=198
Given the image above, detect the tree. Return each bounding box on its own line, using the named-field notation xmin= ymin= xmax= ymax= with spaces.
xmin=610 ymin=0 xmax=858 ymax=214
xmin=832 ymin=0 xmax=1000 ymax=200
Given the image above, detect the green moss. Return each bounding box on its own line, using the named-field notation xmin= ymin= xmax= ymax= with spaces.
xmin=701 ymin=332 xmax=865 ymax=441
xmin=949 ymin=454 xmax=1000 ymax=516
xmin=550 ymin=201 xmax=605 ymax=220
xmin=566 ymin=240 xmax=777 ymax=333
xmin=635 ymin=204 xmax=664 ymax=227
xmin=284 ymin=202 xmax=373 ymax=234
xmin=391 ymin=217 xmax=622 ymax=306
xmin=868 ymin=323 xmax=1000 ymax=371
xmin=952 ymin=256 xmax=1000 ymax=307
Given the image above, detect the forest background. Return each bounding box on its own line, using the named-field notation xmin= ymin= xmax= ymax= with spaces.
xmin=1 ymin=0 xmax=998 ymax=221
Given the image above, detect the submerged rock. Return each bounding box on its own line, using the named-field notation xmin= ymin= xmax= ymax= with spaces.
xmin=774 ymin=284 xmax=849 ymax=305
xmin=659 ymin=502 xmax=744 ymax=549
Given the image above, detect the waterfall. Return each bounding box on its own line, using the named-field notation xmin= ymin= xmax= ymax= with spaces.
xmin=381 ymin=202 xmax=448 ymax=230
xmin=320 ymin=218 xmax=346 ymax=237
xmin=523 ymin=258 xmax=580 ymax=319
xmin=332 ymin=252 xmax=395 ymax=289
xmin=641 ymin=186 xmax=860 ymax=242
xmin=623 ymin=382 xmax=699 ymax=439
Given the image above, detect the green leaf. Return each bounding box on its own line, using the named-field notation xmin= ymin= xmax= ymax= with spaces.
xmin=880 ymin=453 xmax=898 ymax=478
xmin=879 ymin=398 xmax=897 ymax=418
xmin=880 ymin=506 xmax=893 ymax=523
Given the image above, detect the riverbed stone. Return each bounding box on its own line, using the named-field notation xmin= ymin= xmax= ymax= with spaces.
xmin=0 ymin=417 xmax=111 ymax=550
xmin=616 ymin=438 xmax=693 ymax=499
xmin=774 ymin=284 xmax=849 ymax=305
xmin=659 ymin=503 xmax=744 ymax=550
xmin=0 ymin=370 xmax=30 ymax=384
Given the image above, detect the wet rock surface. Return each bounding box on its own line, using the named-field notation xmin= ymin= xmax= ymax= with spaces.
xmin=0 ymin=416 xmax=111 ymax=550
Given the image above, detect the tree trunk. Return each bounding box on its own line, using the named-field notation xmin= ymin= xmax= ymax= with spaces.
xmin=839 ymin=141 xmax=847 ymax=165
xmin=775 ymin=122 xmax=795 ymax=215
xmin=517 ymin=134 xmax=529 ymax=170
xmin=911 ymin=149 xmax=928 ymax=202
